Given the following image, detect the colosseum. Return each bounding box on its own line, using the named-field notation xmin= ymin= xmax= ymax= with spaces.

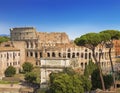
xmin=0 ymin=27 xmax=116 ymax=86
xmin=9 ymin=27 xmax=115 ymax=68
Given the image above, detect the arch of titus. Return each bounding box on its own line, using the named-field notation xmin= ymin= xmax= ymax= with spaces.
xmin=9 ymin=27 xmax=115 ymax=87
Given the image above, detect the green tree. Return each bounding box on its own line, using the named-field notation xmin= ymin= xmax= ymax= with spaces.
xmin=4 ymin=66 xmax=16 ymax=77
xmin=74 ymin=33 xmax=105 ymax=90
xmin=84 ymin=60 xmax=97 ymax=78
xmin=100 ymin=30 xmax=120 ymax=89
xmin=0 ymin=36 xmax=10 ymax=43
xmin=25 ymin=72 xmax=37 ymax=83
xmin=63 ymin=67 xmax=76 ymax=76
xmin=22 ymin=62 xmax=33 ymax=73
xmin=91 ymin=69 xmax=113 ymax=90
xmin=80 ymin=75 xmax=92 ymax=92
xmin=49 ymin=72 xmax=84 ymax=93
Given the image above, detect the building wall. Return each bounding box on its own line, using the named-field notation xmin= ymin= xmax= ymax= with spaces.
xmin=113 ymin=40 xmax=120 ymax=56
xmin=0 ymin=47 xmax=20 ymax=78
xmin=9 ymin=27 xmax=115 ymax=74
xmin=10 ymin=27 xmax=37 ymax=41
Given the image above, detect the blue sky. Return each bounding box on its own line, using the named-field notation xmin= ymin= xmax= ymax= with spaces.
xmin=0 ymin=0 xmax=120 ymax=39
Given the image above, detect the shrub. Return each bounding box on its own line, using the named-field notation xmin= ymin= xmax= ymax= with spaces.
xmin=4 ymin=66 xmax=16 ymax=77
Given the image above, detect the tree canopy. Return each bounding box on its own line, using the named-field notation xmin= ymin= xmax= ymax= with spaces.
xmin=25 ymin=72 xmax=37 ymax=83
xmin=100 ymin=30 xmax=120 ymax=40
xmin=74 ymin=33 xmax=101 ymax=49
xmin=22 ymin=62 xmax=33 ymax=73
xmin=91 ymin=69 xmax=113 ymax=90
xmin=49 ymin=68 xmax=92 ymax=93
xmin=4 ymin=66 xmax=16 ymax=77
xmin=84 ymin=60 xmax=97 ymax=78
xmin=0 ymin=36 xmax=10 ymax=43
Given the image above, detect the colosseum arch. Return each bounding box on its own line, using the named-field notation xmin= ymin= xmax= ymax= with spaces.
xmin=52 ymin=52 xmax=56 ymax=57
xmin=67 ymin=53 xmax=71 ymax=58
xmin=58 ymin=53 xmax=61 ymax=57
xmin=72 ymin=53 xmax=75 ymax=58
xmin=47 ymin=52 xmax=50 ymax=57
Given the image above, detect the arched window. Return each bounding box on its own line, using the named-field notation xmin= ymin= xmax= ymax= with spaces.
xmin=35 ymin=52 xmax=38 ymax=58
xmin=85 ymin=53 xmax=87 ymax=59
xmin=67 ymin=53 xmax=71 ymax=58
xmin=30 ymin=52 xmax=33 ymax=57
xmin=89 ymin=53 xmax=91 ymax=59
xmin=52 ymin=52 xmax=55 ymax=57
xmin=72 ymin=53 xmax=75 ymax=58
xmin=47 ymin=53 xmax=50 ymax=57
xmin=81 ymin=63 xmax=83 ymax=68
xmin=76 ymin=52 xmax=79 ymax=57
xmin=40 ymin=52 xmax=42 ymax=58
xmin=81 ymin=53 xmax=83 ymax=58
xmin=58 ymin=53 xmax=61 ymax=57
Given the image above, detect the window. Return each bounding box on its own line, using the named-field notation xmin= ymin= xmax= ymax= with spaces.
xmin=35 ymin=52 xmax=38 ymax=58
xmin=67 ymin=53 xmax=71 ymax=58
xmin=47 ymin=53 xmax=50 ymax=57
xmin=85 ymin=53 xmax=87 ymax=59
xmin=52 ymin=52 xmax=55 ymax=57
xmin=30 ymin=52 xmax=33 ymax=56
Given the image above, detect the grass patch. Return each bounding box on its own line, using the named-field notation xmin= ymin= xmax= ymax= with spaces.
xmin=36 ymin=88 xmax=47 ymax=93
xmin=0 ymin=80 xmax=19 ymax=84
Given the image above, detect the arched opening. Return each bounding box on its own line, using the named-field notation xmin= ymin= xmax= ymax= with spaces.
xmin=35 ymin=52 xmax=38 ymax=58
xmin=67 ymin=53 xmax=71 ymax=58
xmin=40 ymin=52 xmax=42 ymax=58
xmin=85 ymin=53 xmax=87 ymax=59
xmin=89 ymin=53 xmax=91 ymax=59
xmin=47 ymin=52 xmax=50 ymax=57
xmin=81 ymin=63 xmax=83 ymax=69
xmin=52 ymin=52 xmax=56 ymax=57
xmin=81 ymin=53 xmax=83 ymax=58
xmin=85 ymin=49 xmax=87 ymax=52
xmin=72 ymin=53 xmax=75 ymax=58
xmin=58 ymin=53 xmax=61 ymax=57
xmin=30 ymin=52 xmax=33 ymax=57
xmin=76 ymin=52 xmax=79 ymax=57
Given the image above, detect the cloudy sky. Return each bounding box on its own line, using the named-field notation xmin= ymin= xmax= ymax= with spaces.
xmin=0 ymin=0 xmax=120 ymax=39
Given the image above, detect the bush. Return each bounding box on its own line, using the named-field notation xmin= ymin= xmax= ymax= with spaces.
xmin=4 ymin=66 xmax=16 ymax=77
xmin=22 ymin=62 xmax=33 ymax=73
xmin=25 ymin=72 xmax=37 ymax=83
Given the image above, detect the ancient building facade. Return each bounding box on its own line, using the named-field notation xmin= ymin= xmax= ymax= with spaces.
xmin=9 ymin=27 xmax=115 ymax=71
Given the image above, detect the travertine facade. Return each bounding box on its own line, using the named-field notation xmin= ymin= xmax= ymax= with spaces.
xmin=40 ymin=58 xmax=71 ymax=88
xmin=9 ymin=27 xmax=115 ymax=70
